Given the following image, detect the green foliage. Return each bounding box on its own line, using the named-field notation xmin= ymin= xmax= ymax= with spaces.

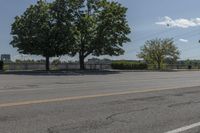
xmin=10 ymin=0 xmax=131 ymax=70
xmin=111 ymin=61 xmax=147 ymax=70
xmin=137 ymin=38 xmax=180 ymax=70
xmin=52 ymin=59 xmax=61 ymax=65
xmin=0 ymin=61 xmax=4 ymax=70
xmin=53 ymin=0 xmax=131 ymax=69
xmin=10 ymin=0 xmax=74 ymax=70
xmin=178 ymin=60 xmax=200 ymax=66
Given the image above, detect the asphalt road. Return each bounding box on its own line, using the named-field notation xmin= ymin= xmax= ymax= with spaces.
xmin=1 ymin=71 xmax=200 ymax=133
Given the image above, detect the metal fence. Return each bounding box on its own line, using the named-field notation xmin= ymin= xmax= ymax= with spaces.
xmin=3 ymin=63 xmax=200 ymax=71
xmin=147 ymin=64 xmax=200 ymax=70
xmin=164 ymin=64 xmax=200 ymax=70
xmin=3 ymin=63 xmax=112 ymax=71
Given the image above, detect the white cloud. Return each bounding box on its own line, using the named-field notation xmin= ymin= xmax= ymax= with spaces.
xmin=179 ymin=39 xmax=188 ymax=43
xmin=156 ymin=16 xmax=200 ymax=28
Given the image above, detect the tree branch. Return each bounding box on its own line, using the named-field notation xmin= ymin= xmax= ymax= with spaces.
xmin=84 ymin=51 xmax=92 ymax=58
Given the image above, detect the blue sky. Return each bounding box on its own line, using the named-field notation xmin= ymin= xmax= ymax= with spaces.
xmin=1 ymin=0 xmax=200 ymax=61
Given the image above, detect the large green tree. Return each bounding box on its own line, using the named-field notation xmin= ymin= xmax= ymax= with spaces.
xmin=138 ymin=38 xmax=180 ymax=70
xmin=54 ymin=0 xmax=131 ymax=70
xmin=10 ymin=0 xmax=74 ymax=71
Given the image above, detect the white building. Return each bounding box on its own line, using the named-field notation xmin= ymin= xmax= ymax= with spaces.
xmin=1 ymin=54 xmax=11 ymax=62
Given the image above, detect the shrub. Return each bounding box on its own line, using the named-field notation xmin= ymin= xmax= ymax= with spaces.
xmin=0 ymin=61 xmax=4 ymax=70
xmin=111 ymin=61 xmax=148 ymax=70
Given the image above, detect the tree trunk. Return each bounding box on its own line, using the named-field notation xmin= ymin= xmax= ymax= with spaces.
xmin=157 ymin=62 xmax=161 ymax=70
xmin=45 ymin=56 xmax=50 ymax=71
xmin=79 ymin=54 xmax=85 ymax=70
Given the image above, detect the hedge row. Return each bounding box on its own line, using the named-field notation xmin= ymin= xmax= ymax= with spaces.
xmin=111 ymin=61 xmax=148 ymax=70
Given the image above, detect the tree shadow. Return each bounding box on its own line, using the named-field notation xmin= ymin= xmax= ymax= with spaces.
xmin=0 ymin=70 xmax=121 ymax=76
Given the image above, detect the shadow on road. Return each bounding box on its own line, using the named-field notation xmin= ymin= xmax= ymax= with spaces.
xmin=0 ymin=70 xmax=121 ymax=76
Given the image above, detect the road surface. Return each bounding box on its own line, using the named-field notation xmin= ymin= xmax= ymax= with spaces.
xmin=1 ymin=71 xmax=200 ymax=133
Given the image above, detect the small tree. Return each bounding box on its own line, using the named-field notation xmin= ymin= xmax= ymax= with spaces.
xmin=138 ymin=38 xmax=180 ymax=70
xmin=54 ymin=0 xmax=131 ymax=70
xmin=10 ymin=0 xmax=74 ymax=71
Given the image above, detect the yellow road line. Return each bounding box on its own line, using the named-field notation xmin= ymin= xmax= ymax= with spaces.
xmin=0 ymin=86 xmax=193 ymax=108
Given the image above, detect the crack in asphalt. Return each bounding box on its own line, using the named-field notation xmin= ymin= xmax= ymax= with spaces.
xmin=104 ymin=96 xmax=165 ymax=106
xmin=47 ymin=108 xmax=150 ymax=133
xmin=127 ymin=96 xmax=164 ymax=102
xmin=168 ymin=101 xmax=193 ymax=108
xmin=168 ymin=100 xmax=200 ymax=108
xmin=170 ymin=90 xmax=200 ymax=97
xmin=0 ymin=115 xmax=16 ymax=122
xmin=106 ymin=107 xmax=149 ymax=121
xmin=47 ymin=119 xmax=114 ymax=133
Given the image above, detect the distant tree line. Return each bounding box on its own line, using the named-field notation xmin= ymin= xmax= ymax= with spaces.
xmin=10 ymin=0 xmax=131 ymax=71
xmin=177 ymin=60 xmax=200 ymax=66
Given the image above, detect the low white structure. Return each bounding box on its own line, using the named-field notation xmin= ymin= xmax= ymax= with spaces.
xmin=1 ymin=54 xmax=11 ymax=62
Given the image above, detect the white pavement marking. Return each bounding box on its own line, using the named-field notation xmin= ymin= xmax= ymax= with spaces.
xmin=165 ymin=122 xmax=200 ymax=133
